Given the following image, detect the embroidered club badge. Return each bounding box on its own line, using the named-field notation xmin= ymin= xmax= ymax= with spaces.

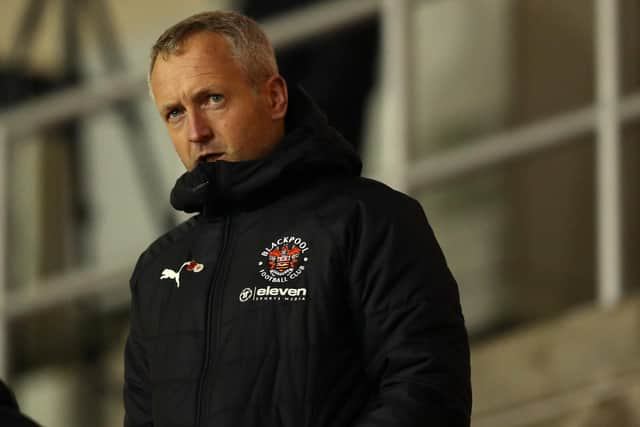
xmin=258 ymin=236 xmax=310 ymax=283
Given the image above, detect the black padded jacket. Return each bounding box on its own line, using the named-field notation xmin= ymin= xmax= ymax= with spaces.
xmin=123 ymin=87 xmax=471 ymax=427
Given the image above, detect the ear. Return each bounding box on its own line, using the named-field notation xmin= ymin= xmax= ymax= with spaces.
xmin=264 ymin=75 xmax=288 ymax=120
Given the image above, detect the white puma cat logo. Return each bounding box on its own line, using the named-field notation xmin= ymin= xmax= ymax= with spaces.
xmin=160 ymin=260 xmax=204 ymax=288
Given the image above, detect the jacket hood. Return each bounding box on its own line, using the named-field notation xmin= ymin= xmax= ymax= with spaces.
xmin=170 ymin=86 xmax=362 ymax=214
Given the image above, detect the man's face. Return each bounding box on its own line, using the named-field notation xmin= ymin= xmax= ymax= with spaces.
xmin=150 ymin=31 xmax=287 ymax=171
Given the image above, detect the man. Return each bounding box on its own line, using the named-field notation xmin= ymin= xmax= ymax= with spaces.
xmin=124 ymin=10 xmax=471 ymax=427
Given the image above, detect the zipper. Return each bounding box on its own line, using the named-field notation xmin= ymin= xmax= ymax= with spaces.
xmin=195 ymin=216 xmax=233 ymax=427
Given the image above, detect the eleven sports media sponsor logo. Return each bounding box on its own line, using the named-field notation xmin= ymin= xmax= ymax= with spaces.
xmin=239 ymin=285 xmax=307 ymax=302
xmin=240 ymin=235 xmax=310 ymax=303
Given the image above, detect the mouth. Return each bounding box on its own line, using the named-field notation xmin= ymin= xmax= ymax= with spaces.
xmin=197 ymin=153 xmax=224 ymax=164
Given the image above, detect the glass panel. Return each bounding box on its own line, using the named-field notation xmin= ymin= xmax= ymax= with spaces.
xmin=620 ymin=0 xmax=640 ymax=96
xmin=10 ymin=303 xmax=128 ymax=427
xmin=408 ymin=0 xmax=595 ymax=161
xmin=412 ymin=136 xmax=597 ymax=337
xmin=621 ymin=121 xmax=640 ymax=293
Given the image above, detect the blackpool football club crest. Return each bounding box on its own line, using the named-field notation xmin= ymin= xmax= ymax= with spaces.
xmin=258 ymin=235 xmax=310 ymax=283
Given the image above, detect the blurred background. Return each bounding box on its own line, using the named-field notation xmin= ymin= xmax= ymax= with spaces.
xmin=0 ymin=0 xmax=638 ymax=425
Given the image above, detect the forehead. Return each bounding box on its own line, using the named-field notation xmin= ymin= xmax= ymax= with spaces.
xmin=150 ymin=32 xmax=248 ymax=99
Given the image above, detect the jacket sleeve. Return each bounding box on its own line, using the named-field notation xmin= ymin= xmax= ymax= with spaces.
xmin=123 ymin=268 xmax=154 ymax=427
xmin=348 ymin=195 xmax=472 ymax=426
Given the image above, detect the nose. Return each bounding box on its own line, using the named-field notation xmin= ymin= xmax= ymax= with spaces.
xmin=187 ymin=110 xmax=212 ymax=143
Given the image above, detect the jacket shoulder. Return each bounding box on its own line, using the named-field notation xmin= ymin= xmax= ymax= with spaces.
xmin=313 ymin=176 xmax=428 ymax=259
xmin=340 ymin=176 xmax=423 ymax=216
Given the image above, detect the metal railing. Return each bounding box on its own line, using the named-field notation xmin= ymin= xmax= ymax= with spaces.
xmin=0 ymin=128 xmax=8 ymax=380
xmin=595 ymin=0 xmax=622 ymax=308
xmin=0 ymin=0 xmax=630 ymax=422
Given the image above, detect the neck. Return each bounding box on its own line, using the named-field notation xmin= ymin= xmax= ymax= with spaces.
xmin=262 ymin=119 xmax=286 ymax=157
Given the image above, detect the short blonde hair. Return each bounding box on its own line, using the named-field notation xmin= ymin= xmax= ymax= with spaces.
xmin=149 ymin=11 xmax=278 ymax=87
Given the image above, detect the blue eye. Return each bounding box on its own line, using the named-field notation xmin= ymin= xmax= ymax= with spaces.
xmin=209 ymin=94 xmax=224 ymax=103
xmin=167 ymin=108 xmax=183 ymax=121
